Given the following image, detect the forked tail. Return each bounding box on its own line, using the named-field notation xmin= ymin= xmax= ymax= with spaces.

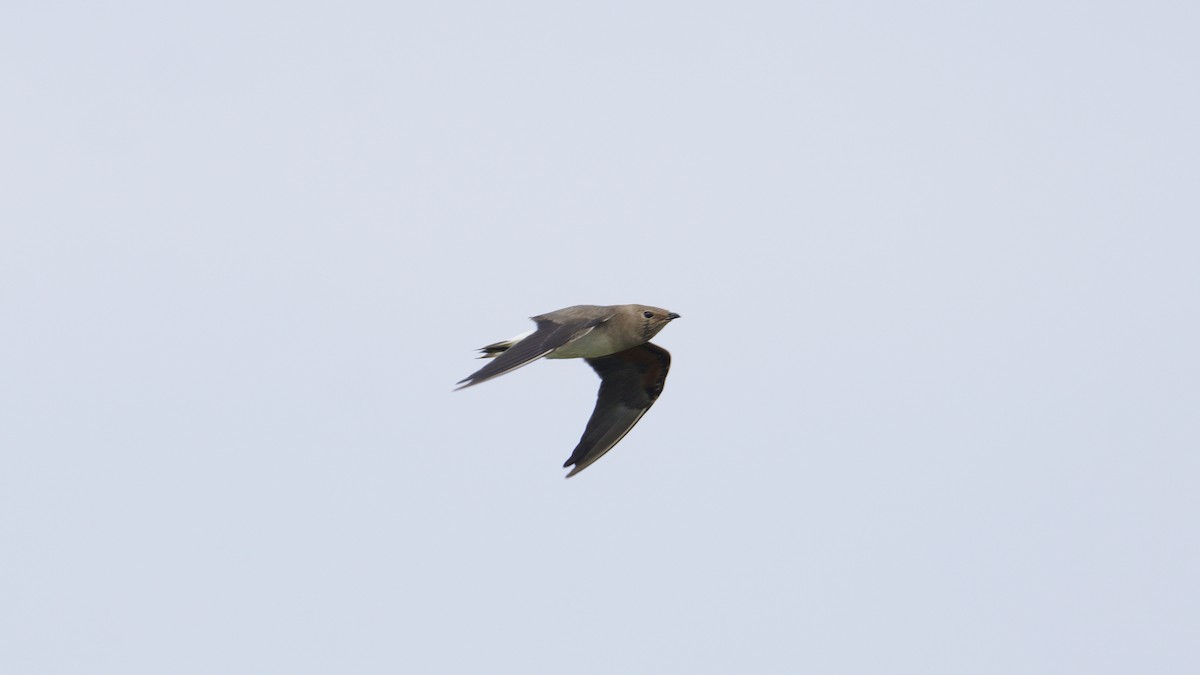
xmin=475 ymin=329 xmax=533 ymax=359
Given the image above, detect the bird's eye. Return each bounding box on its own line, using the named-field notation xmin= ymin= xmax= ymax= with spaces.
xmin=643 ymin=311 xmax=654 ymax=318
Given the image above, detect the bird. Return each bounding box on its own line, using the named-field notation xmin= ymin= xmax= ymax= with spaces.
xmin=456 ymin=304 xmax=681 ymax=477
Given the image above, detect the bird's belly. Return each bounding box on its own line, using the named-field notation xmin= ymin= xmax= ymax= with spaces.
xmin=547 ymin=328 xmax=624 ymax=359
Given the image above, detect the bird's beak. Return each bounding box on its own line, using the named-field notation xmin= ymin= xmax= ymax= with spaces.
xmin=667 ymin=312 xmax=681 ymax=320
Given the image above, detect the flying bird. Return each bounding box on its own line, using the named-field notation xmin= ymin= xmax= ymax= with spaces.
xmin=456 ymin=304 xmax=681 ymax=477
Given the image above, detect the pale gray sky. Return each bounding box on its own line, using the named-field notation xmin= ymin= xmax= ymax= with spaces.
xmin=2 ymin=2 xmax=1197 ymax=673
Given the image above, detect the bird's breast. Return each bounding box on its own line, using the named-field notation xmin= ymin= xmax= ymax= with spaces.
xmin=547 ymin=325 xmax=631 ymax=359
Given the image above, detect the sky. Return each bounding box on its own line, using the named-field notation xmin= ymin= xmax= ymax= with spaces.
xmin=2 ymin=1 xmax=1198 ymax=673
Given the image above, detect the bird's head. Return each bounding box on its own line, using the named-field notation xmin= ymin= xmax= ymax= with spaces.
xmin=628 ymin=305 xmax=681 ymax=341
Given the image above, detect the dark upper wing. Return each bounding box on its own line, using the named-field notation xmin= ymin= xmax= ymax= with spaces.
xmin=563 ymin=342 xmax=672 ymax=477
xmin=455 ymin=317 xmax=602 ymax=390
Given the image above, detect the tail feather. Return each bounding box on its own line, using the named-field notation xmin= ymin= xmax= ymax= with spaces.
xmin=476 ymin=329 xmax=533 ymax=359
xmin=478 ymin=341 xmax=513 ymax=359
